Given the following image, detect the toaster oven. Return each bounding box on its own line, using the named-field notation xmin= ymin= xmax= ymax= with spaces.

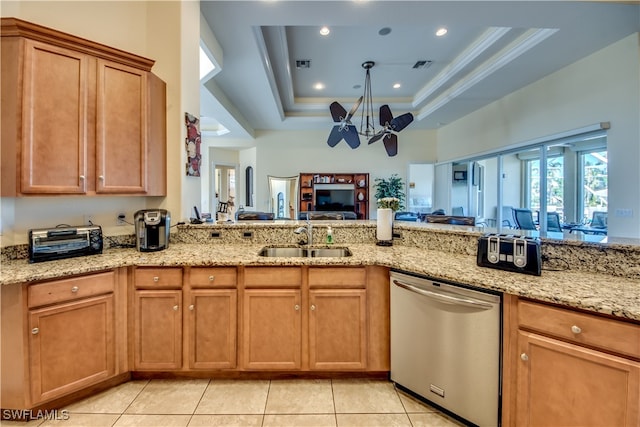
xmin=28 ymin=225 xmax=103 ymax=263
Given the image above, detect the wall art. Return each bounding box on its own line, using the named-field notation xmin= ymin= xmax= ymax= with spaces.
xmin=185 ymin=112 xmax=201 ymax=176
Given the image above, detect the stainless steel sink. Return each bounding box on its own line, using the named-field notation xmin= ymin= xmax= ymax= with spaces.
xmin=258 ymin=246 xmax=352 ymax=257
xmin=308 ymin=247 xmax=352 ymax=257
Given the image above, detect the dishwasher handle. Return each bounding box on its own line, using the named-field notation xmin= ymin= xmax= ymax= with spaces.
xmin=393 ymin=279 xmax=494 ymax=310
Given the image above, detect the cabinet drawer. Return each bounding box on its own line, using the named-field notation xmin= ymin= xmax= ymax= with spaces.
xmin=518 ymin=300 xmax=640 ymax=359
xmin=309 ymin=267 xmax=366 ymax=288
xmin=28 ymin=271 xmax=115 ymax=308
xmin=244 ymin=267 xmax=302 ymax=288
xmin=135 ymin=267 xmax=182 ymax=289
xmin=189 ymin=267 xmax=237 ymax=288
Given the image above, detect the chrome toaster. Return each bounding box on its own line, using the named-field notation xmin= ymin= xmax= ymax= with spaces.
xmin=477 ymin=233 xmax=541 ymax=275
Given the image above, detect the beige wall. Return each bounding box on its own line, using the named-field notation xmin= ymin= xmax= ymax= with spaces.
xmin=0 ymin=1 xmax=197 ymax=245
xmin=437 ymin=34 xmax=640 ymax=238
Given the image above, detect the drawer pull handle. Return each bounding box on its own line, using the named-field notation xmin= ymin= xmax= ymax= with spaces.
xmin=520 ymin=353 xmax=528 ymax=361
xmin=189 ymin=304 xmax=194 ymax=311
xmin=208 ymin=275 xmax=215 ymax=282
xmin=173 ymin=305 xmax=179 ymax=311
xmin=153 ymin=277 xmax=159 ymax=282
xmin=71 ymin=286 xmax=79 ymax=293
xmin=571 ymin=325 xmax=582 ymax=334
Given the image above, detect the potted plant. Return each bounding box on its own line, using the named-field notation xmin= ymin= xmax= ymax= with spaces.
xmin=373 ymin=174 xmax=406 ymax=211
xmin=373 ymin=174 xmax=406 ymax=246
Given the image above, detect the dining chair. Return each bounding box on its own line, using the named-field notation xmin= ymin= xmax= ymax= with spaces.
xmin=591 ymin=211 xmax=608 ymax=228
xmin=513 ymin=208 xmax=537 ymax=230
xmin=501 ymin=206 xmax=516 ymax=228
xmin=546 ymin=212 xmax=563 ymax=232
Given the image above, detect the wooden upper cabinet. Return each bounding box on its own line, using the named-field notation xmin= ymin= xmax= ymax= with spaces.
xmin=96 ymin=60 xmax=147 ymax=193
xmin=0 ymin=18 xmax=166 ymax=196
xmin=20 ymin=39 xmax=90 ymax=194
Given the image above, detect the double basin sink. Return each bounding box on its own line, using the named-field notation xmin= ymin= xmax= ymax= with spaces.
xmin=258 ymin=246 xmax=352 ymax=258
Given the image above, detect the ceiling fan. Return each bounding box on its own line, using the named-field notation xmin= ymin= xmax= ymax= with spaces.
xmin=327 ymin=96 xmax=363 ymax=149
xmin=368 ymin=105 xmax=414 ymax=157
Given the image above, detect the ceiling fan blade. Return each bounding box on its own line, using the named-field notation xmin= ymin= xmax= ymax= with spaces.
xmin=329 ymin=102 xmax=347 ymax=123
xmin=383 ymin=134 xmax=398 ymax=157
xmin=368 ymin=131 xmax=386 ymax=145
xmin=346 ymin=96 xmax=363 ymax=120
xmin=343 ymin=125 xmax=361 ymax=149
xmin=390 ymin=112 xmax=414 ymax=133
xmin=379 ymin=105 xmax=393 ymax=126
xmin=327 ymin=125 xmax=344 ymax=147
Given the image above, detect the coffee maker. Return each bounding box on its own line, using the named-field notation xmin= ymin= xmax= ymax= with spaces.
xmin=134 ymin=209 xmax=170 ymax=252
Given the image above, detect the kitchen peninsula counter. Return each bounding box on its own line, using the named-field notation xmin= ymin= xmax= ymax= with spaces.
xmin=2 ymin=240 xmax=639 ymax=322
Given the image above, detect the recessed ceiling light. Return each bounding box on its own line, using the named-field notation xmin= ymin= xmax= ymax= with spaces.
xmin=378 ymin=27 xmax=392 ymax=36
xmin=436 ymin=27 xmax=448 ymax=37
xmin=314 ymin=83 xmax=325 ymax=90
xmin=320 ymin=26 xmax=330 ymax=36
xmin=393 ymin=83 xmax=401 ymax=89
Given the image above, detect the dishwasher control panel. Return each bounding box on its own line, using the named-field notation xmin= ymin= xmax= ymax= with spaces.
xmin=477 ymin=233 xmax=541 ymax=275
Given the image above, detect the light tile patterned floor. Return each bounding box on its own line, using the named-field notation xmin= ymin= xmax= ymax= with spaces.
xmin=2 ymin=379 xmax=464 ymax=427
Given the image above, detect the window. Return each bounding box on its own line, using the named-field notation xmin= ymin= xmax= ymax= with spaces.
xmin=579 ymin=149 xmax=607 ymax=222
xmin=441 ymin=124 xmax=608 ymax=233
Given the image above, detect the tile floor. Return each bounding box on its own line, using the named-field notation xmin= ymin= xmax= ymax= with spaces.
xmin=2 ymin=379 xmax=465 ymax=427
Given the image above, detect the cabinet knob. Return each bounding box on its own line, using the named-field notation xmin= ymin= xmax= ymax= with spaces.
xmin=79 ymin=175 xmax=85 ymax=180
xmin=99 ymin=175 xmax=105 ymax=180
xmin=310 ymin=304 xmax=316 ymax=311
xmin=153 ymin=276 xmax=159 ymax=282
xmin=294 ymin=304 xmax=300 ymax=311
xmin=208 ymin=275 xmax=215 ymax=282
xmin=173 ymin=305 xmax=179 ymax=311
xmin=32 ymin=327 xmax=39 ymax=335
xmin=71 ymin=286 xmax=79 ymax=293
xmin=571 ymin=325 xmax=582 ymax=334
xmin=189 ymin=304 xmax=194 ymax=311
xmin=520 ymin=353 xmax=529 ymax=361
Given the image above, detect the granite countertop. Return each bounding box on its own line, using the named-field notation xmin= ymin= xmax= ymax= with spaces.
xmin=1 ymin=242 xmax=638 ymax=322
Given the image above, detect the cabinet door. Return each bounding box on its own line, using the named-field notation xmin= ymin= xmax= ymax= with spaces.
xmin=309 ymin=289 xmax=367 ymax=370
xmin=187 ymin=289 xmax=237 ymax=369
xmin=242 ymin=289 xmax=301 ymax=370
xmin=21 ymin=39 xmax=90 ymax=194
xmin=29 ymin=294 xmax=115 ymax=403
xmin=134 ymin=290 xmax=182 ymax=370
xmin=516 ymin=331 xmax=640 ymax=427
xmin=96 ymin=59 xmax=148 ymax=193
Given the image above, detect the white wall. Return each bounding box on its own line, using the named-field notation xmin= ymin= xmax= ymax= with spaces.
xmin=0 ymin=1 xmax=196 ymax=245
xmin=437 ymin=34 xmax=640 ymax=238
xmin=219 ymin=129 xmax=438 ymax=219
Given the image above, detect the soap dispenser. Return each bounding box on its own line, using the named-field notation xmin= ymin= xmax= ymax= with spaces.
xmin=326 ymin=226 xmax=334 ymax=244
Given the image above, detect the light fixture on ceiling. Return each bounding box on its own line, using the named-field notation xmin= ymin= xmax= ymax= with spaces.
xmin=319 ymin=26 xmax=330 ymax=36
xmin=326 ymin=61 xmax=414 ymax=157
xmin=436 ymin=27 xmax=448 ymax=37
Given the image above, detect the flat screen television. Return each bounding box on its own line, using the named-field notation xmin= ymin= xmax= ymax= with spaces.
xmin=314 ymin=184 xmax=355 ymax=212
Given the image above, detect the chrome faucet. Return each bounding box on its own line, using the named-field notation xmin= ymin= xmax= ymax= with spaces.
xmin=294 ymin=218 xmax=313 ymax=248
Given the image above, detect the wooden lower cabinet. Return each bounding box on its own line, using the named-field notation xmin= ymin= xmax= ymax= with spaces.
xmin=516 ymin=331 xmax=640 ymax=426
xmin=242 ymin=289 xmax=302 ymax=370
xmin=504 ymin=296 xmax=640 ymax=427
xmin=29 ymin=294 xmax=115 ymax=403
xmin=133 ymin=290 xmax=182 ymax=370
xmin=309 ymin=289 xmax=367 ymax=370
xmin=187 ymin=289 xmax=237 ymax=369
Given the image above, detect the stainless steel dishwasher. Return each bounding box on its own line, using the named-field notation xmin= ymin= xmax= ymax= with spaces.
xmin=390 ymin=271 xmax=501 ymax=427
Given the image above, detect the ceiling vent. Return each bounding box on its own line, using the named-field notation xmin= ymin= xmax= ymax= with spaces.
xmin=296 ymin=59 xmax=311 ymax=69
xmin=412 ymin=60 xmax=433 ymax=69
